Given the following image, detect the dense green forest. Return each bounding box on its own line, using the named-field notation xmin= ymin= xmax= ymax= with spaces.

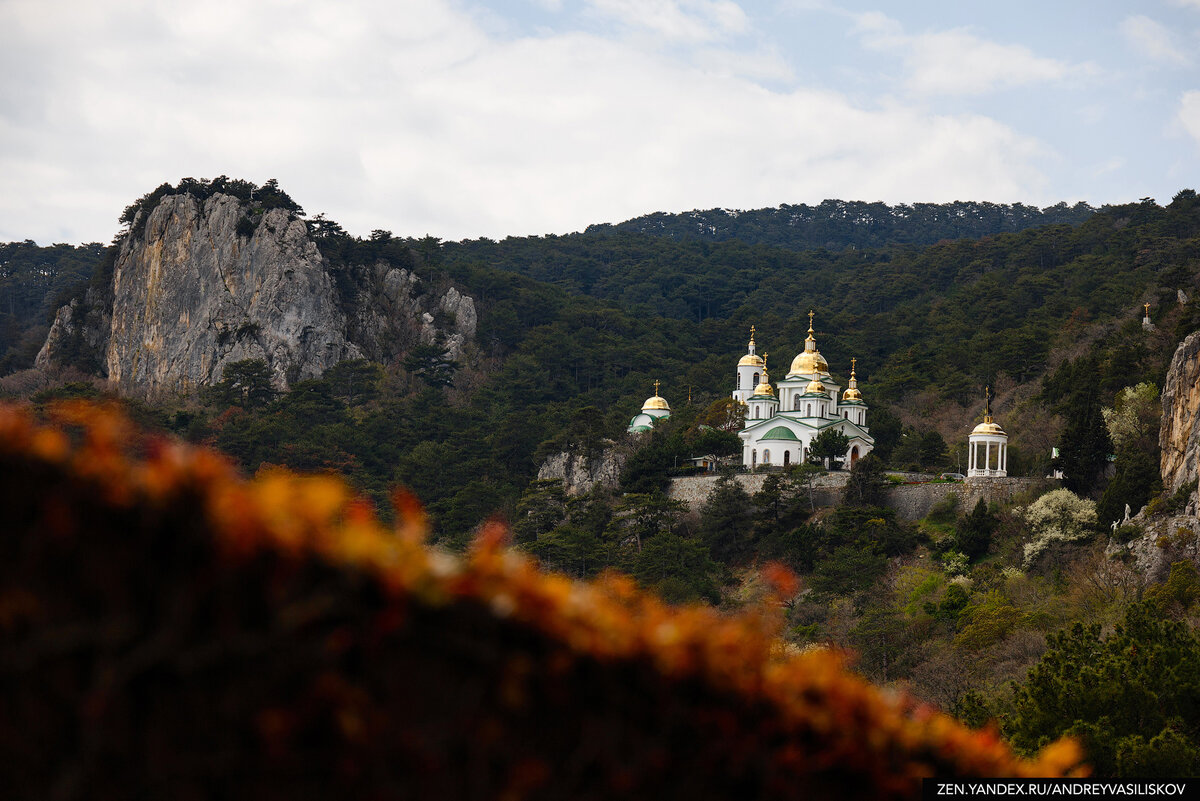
xmin=586 ymin=199 xmax=1096 ymax=251
xmin=7 ymin=183 xmax=1200 ymax=774
xmin=0 ymin=240 xmax=106 ymax=374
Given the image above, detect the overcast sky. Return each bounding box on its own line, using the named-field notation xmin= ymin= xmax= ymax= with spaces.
xmin=2 ymin=0 xmax=1199 ymax=245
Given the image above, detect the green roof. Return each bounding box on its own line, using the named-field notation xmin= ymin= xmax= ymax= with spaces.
xmin=761 ymin=426 xmax=800 ymax=441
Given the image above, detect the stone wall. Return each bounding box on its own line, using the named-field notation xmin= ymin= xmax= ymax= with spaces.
xmin=668 ymin=472 xmax=1048 ymax=520
xmin=668 ymin=472 xmax=850 ymax=512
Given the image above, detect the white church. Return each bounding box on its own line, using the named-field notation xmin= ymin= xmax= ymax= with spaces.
xmin=734 ymin=313 xmax=874 ymax=469
xmin=628 ymin=312 xmax=876 ymax=470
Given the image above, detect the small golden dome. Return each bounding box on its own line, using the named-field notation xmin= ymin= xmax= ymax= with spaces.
xmin=739 ymin=325 xmax=764 ymax=367
xmin=642 ymin=379 xmax=670 ymax=412
xmin=754 ymin=371 xmax=774 ymax=396
xmin=643 ymin=394 xmax=670 ymax=412
xmin=843 ymin=358 xmax=862 ymax=400
xmin=804 ymin=375 xmax=827 ymax=395
xmin=972 ymin=420 xmax=1006 ymax=436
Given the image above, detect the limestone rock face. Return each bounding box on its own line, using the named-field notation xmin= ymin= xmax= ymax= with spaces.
xmin=537 ymin=447 xmax=627 ymax=496
xmin=102 ymin=194 xmax=360 ymax=395
xmin=37 ymin=191 xmax=477 ymax=396
xmin=35 ymin=286 xmax=112 ymax=374
xmin=1160 ymin=330 xmax=1200 ymax=502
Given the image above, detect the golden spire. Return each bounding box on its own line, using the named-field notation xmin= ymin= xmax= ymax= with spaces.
xmin=1145 ymin=303 xmax=1151 ymax=316
xmin=789 ymin=309 xmax=828 ymax=375
xmin=984 ymin=386 xmax=992 ymax=423
xmin=754 ymin=354 xmax=774 ymax=396
xmin=642 ymin=380 xmax=669 ymax=411
xmin=843 ymin=358 xmax=862 ymax=400
xmin=739 ymin=324 xmax=765 ymax=366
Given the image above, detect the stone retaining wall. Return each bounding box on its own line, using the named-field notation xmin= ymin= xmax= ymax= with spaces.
xmin=668 ymin=473 xmax=1049 ymax=520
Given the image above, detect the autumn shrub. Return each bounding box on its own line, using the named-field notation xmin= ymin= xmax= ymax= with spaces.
xmin=0 ymin=403 xmax=1082 ymax=799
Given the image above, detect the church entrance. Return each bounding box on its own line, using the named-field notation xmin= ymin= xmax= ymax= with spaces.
xmin=850 ymin=446 xmax=859 ymax=467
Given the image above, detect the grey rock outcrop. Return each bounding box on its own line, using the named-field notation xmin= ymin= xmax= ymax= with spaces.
xmin=37 ymin=191 xmax=477 ymax=395
xmin=537 ymin=447 xmax=627 ymax=496
xmin=1160 ymin=330 xmax=1200 ymax=512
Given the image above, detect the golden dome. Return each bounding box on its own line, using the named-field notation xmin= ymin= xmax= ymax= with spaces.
xmin=803 ymin=375 xmax=827 ymax=395
xmin=753 ymin=367 xmax=774 ymax=396
xmin=739 ymin=325 xmax=764 ymax=366
xmin=787 ymin=310 xmax=829 ymax=377
xmin=642 ymin=380 xmax=670 ymax=412
xmin=790 ymin=350 xmax=829 ymax=375
xmin=643 ymin=395 xmax=670 ymax=411
xmin=843 ymin=358 xmax=862 ymax=401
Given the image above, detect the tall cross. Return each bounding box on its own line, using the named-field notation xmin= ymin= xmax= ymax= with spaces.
xmin=851 ymin=357 xmax=857 ymax=373
xmin=985 ymin=386 xmax=991 ymax=418
xmin=654 ymin=379 xmax=661 ymax=396
xmin=1145 ymin=303 xmax=1151 ymax=316
xmin=750 ymin=324 xmax=756 ymax=339
xmin=808 ymin=309 xmax=815 ymax=329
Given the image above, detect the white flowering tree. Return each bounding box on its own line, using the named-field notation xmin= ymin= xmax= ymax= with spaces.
xmin=1021 ymin=488 xmax=1097 ymax=566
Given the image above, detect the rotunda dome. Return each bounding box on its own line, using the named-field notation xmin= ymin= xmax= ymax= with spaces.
xmin=971 ymin=420 xmax=1005 ymax=436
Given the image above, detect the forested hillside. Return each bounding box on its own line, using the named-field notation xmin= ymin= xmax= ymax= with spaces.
xmin=586 ymin=199 xmax=1096 ymax=251
xmin=0 ymin=240 xmax=106 ymax=373
xmin=444 ymin=192 xmax=1200 ymax=406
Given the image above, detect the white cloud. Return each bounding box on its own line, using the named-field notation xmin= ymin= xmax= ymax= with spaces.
xmin=585 ymin=0 xmax=749 ymax=43
xmin=0 ymin=0 xmax=1054 ymax=244
xmin=1181 ymin=91 xmax=1200 ymax=148
xmin=853 ymin=13 xmax=1093 ymax=96
xmin=1169 ymin=0 xmax=1200 ymax=8
xmin=1121 ymin=15 xmax=1191 ymax=65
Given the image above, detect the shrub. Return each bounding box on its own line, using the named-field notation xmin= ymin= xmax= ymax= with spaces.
xmin=0 ymin=403 xmax=1083 ymax=797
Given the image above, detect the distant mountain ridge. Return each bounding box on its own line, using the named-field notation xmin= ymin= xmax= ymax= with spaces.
xmin=585 ymin=199 xmax=1096 ymax=252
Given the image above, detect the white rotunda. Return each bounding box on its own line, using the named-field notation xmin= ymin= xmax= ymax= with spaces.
xmin=967 ymin=388 xmax=1008 ymax=478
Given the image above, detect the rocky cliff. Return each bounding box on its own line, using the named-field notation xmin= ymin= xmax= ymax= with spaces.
xmin=37 ymin=191 xmax=476 ymax=395
xmin=1160 ymin=330 xmax=1200 ymax=505
xmin=537 ymin=446 xmax=627 ymax=496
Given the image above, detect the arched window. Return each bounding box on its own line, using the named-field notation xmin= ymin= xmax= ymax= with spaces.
xmin=763 ymin=449 xmax=771 ymax=464
xmin=751 ymin=449 xmax=757 ymax=467
xmin=753 ymin=372 xmax=759 ymax=386
xmin=783 ymin=451 xmax=791 ymax=466
xmin=843 ymin=411 xmax=848 ymax=419
xmin=793 ymin=396 xmax=800 ymax=411
xmin=806 ymin=403 xmax=812 ymax=417
xmin=851 ymin=446 xmax=860 ymax=467
xmin=737 ymin=374 xmax=742 ymax=389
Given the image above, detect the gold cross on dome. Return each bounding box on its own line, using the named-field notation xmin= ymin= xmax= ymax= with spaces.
xmin=1145 ymin=303 xmax=1151 ymax=316
xmin=654 ymin=379 xmax=661 ymax=396
xmin=808 ymin=309 xmax=815 ymax=328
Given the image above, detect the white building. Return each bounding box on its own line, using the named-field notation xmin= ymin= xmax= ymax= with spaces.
xmin=736 ymin=312 xmax=874 ymax=469
xmin=967 ymin=388 xmax=1008 ymax=478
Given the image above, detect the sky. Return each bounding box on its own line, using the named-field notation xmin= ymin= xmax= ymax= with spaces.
xmin=2 ymin=0 xmax=1199 ymax=245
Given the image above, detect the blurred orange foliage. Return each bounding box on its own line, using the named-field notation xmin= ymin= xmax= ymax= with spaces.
xmin=0 ymin=402 xmax=1083 ymax=799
